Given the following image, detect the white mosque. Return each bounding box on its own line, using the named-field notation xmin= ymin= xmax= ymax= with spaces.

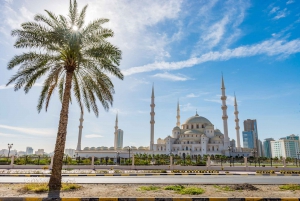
xmin=75 ymin=76 xmax=247 ymax=158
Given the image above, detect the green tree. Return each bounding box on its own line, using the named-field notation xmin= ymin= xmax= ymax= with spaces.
xmin=6 ymin=0 xmax=123 ymax=191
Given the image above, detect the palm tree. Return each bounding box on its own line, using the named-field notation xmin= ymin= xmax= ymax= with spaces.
xmin=6 ymin=0 xmax=123 ymax=191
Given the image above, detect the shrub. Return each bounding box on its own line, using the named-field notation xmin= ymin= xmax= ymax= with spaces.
xmin=139 ymin=186 xmax=160 ymax=191
xmin=279 ymin=184 xmax=300 ymax=191
xmin=179 ymin=187 xmax=205 ymax=195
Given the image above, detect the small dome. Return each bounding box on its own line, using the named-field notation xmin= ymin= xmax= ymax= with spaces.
xmin=211 ymin=136 xmax=222 ymax=141
xmin=109 ymin=147 xmax=115 ymax=150
xmin=83 ymin=147 xmax=90 ymax=150
xmin=184 ymin=115 xmax=212 ymax=125
xmin=184 ymin=130 xmax=200 ymax=135
xmin=102 ymin=147 xmax=108 ymax=150
xmin=96 ymin=147 xmax=101 ymax=150
xmin=138 ymin=146 xmax=146 ymax=150
xmin=173 ymin=126 xmax=180 ymax=130
xmin=90 ymin=147 xmax=96 ymax=150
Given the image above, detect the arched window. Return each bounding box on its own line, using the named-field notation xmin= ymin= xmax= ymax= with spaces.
xmin=196 ymin=124 xmax=199 ymax=129
xmin=202 ymin=125 xmax=204 ymax=128
xmin=186 ymin=146 xmax=188 ymax=150
xmin=191 ymin=125 xmax=194 ymax=129
xmin=186 ymin=125 xmax=189 ymax=129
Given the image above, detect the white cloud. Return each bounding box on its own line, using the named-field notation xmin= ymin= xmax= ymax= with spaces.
xmin=286 ymin=0 xmax=294 ymax=4
xmin=0 ymin=132 xmax=18 ymax=137
xmin=152 ymin=72 xmax=192 ymax=81
xmin=0 ymin=124 xmax=55 ymax=137
xmin=204 ymin=95 xmax=235 ymax=106
xmin=181 ymin=103 xmax=196 ymax=112
xmin=85 ymin=134 xmax=103 ymax=138
xmin=186 ymin=93 xmax=199 ymax=98
xmin=274 ymin=8 xmax=289 ymax=20
xmin=270 ymin=7 xmax=280 ymax=14
xmin=123 ymin=38 xmax=300 ymax=76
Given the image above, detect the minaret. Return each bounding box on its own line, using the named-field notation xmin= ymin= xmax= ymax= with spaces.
xmin=176 ymin=100 xmax=180 ymax=127
xmin=234 ymin=94 xmax=241 ymax=152
xmin=114 ymin=113 xmax=118 ymax=150
xmin=221 ymin=75 xmax=230 ymax=148
xmin=76 ymin=111 xmax=84 ymax=151
xmin=150 ymin=85 xmax=155 ymax=150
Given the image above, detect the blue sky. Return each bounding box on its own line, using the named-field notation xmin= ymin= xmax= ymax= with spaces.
xmin=0 ymin=0 xmax=299 ymax=153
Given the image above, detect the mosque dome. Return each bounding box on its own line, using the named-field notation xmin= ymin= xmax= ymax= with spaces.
xmin=173 ymin=126 xmax=180 ymax=130
xmin=184 ymin=113 xmax=212 ymax=125
xmin=83 ymin=147 xmax=90 ymax=150
xmin=184 ymin=130 xmax=200 ymax=135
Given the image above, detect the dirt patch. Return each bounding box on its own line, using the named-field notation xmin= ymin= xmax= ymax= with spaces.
xmin=232 ymin=183 xmax=258 ymax=191
xmin=0 ymin=184 xmax=299 ymax=198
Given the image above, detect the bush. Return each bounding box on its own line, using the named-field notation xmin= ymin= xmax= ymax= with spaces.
xmin=279 ymin=184 xmax=300 ymax=191
xmin=139 ymin=186 xmax=160 ymax=191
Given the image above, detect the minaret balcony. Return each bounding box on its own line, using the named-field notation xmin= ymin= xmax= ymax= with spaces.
xmin=220 ymin=96 xmax=227 ymax=100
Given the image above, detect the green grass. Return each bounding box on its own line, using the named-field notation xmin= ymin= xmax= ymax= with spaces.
xmin=164 ymin=185 xmax=185 ymax=191
xmin=164 ymin=185 xmax=204 ymax=195
xmin=178 ymin=187 xmax=205 ymax=195
xmin=21 ymin=182 xmax=81 ymax=193
xmin=279 ymin=184 xmax=300 ymax=191
xmin=213 ymin=185 xmax=234 ymax=191
xmin=138 ymin=186 xmax=161 ymax=191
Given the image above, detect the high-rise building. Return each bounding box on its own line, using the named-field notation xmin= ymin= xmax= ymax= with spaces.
xmin=26 ymin=147 xmax=33 ymax=155
xmin=263 ymin=138 xmax=275 ymax=158
xmin=65 ymin=149 xmax=75 ymax=157
xmin=242 ymin=119 xmax=259 ymax=151
xmin=271 ymin=135 xmax=300 ymax=158
xmin=258 ymin=139 xmax=263 ymax=157
xmin=117 ymin=129 xmax=124 ymax=149
xmin=35 ymin=149 xmax=44 ymax=155
xmin=242 ymin=131 xmax=254 ymax=148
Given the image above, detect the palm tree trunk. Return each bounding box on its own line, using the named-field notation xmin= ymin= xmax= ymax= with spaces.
xmin=48 ymin=71 xmax=73 ymax=191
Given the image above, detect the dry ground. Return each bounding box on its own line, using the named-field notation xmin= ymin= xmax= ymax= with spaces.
xmin=0 ymin=184 xmax=299 ymax=198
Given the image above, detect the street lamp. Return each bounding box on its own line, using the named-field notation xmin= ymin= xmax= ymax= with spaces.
xmin=7 ymin=143 xmax=13 ymax=159
xmin=128 ymin=147 xmax=132 ymax=162
xmin=251 ymin=149 xmax=257 ymax=167
xmin=228 ymin=146 xmax=232 ymax=167
xmin=116 ymin=151 xmax=120 ymax=165
xmin=297 ymin=152 xmax=300 ymax=167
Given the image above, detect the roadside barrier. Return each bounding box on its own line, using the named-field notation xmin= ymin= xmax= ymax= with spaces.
xmin=0 ymin=173 xmax=299 ymax=177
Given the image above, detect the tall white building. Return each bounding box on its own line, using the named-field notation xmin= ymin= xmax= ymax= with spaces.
xmin=65 ymin=149 xmax=75 ymax=157
xmin=271 ymin=135 xmax=300 ymax=158
xmin=35 ymin=149 xmax=45 ymax=155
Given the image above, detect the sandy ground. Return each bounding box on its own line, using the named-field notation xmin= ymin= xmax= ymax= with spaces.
xmin=0 ymin=184 xmax=299 ymax=198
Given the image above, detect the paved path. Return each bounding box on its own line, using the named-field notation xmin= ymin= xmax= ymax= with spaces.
xmin=0 ymin=175 xmax=300 ymax=184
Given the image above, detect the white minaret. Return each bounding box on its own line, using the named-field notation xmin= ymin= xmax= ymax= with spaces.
xmin=221 ymin=75 xmax=230 ymax=149
xmin=234 ymin=94 xmax=241 ymax=152
xmin=176 ymin=100 xmax=180 ymax=127
xmin=114 ymin=113 xmax=118 ymax=150
xmin=150 ymin=85 xmax=155 ymax=150
xmin=76 ymin=111 xmax=84 ymax=151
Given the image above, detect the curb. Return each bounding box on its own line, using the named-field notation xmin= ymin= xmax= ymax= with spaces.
xmin=0 ymin=173 xmax=299 ymax=177
xmin=0 ymin=197 xmax=300 ymax=201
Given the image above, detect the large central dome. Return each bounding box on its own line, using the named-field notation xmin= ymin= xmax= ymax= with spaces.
xmin=184 ymin=114 xmax=212 ymax=125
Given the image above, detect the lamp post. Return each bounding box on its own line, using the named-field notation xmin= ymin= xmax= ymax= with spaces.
xmin=251 ymin=149 xmax=257 ymax=167
xmin=228 ymin=146 xmax=232 ymax=167
xmin=116 ymin=151 xmax=120 ymax=165
xmin=297 ymin=152 xmax=300 ymax=167
xmin=7 ymin=143 xmax=13 ymax=161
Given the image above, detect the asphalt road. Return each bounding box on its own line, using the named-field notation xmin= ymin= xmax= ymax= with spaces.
xmin=0 ymin=175 xmax=299 ymax=184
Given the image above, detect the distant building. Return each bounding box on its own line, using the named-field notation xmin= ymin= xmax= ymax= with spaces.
xmin=26 ymin=147 xmax=34 ymax=155
xmin=65 ymin=149 xmax=75 ymax=157
xmin=117 ymin=129 xmax=124 ymax=149
xmin=35 ymin=149 xmax=45 ymax=155
xmin=242 ymin=119 xmax=259 ymax=152
xmin=271 ymin=135 xmax=300 ymax=158
xmin=258 ymin=139 xmax=263 ymax=157
xmin=17 ymin=151 xmax=26 ymax=156
xmin=242 ymin=131 xmax=254 ymax=148
xmin=263 ymin=138 xmax=275 ymax=158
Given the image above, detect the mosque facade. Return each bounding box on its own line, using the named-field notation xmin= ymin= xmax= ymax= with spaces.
xmin=75 ymin=76 xmax=246 ymax=158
